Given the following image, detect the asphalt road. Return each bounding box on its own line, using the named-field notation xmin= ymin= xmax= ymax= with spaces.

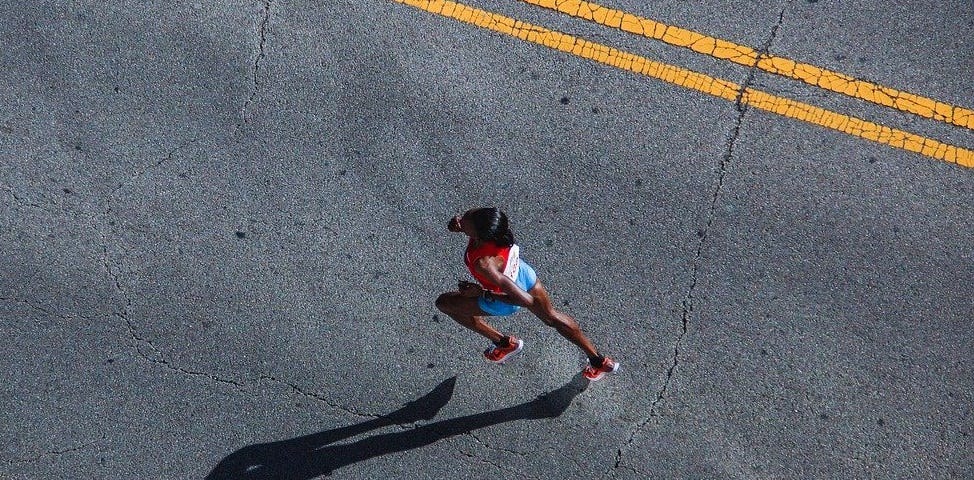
xmin=2 ymin=0 xmax=972 ymax=478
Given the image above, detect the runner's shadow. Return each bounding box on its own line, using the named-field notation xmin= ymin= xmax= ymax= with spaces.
xmin=206 ymin=374 xmax=589 ymax=479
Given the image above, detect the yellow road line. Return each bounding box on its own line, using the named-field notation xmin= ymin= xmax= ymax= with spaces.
xmin=520 ymin=0 xmax=974 ymax=131
xmin=394 ymin=0 xmax=974 ymax=168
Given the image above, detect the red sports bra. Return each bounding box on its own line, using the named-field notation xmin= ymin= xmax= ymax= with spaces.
xmin=464 ymin=239 xmax=521 ymax=293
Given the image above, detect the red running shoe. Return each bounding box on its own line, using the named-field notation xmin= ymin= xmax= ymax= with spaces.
xmin=484 ymin=336 xmax=523 ymax=363
xmin=583 ymin=357 xmax=619 ymax=381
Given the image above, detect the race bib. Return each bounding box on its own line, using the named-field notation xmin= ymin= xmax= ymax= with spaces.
xmin=503 ymin=245 xmax=520 ymax=282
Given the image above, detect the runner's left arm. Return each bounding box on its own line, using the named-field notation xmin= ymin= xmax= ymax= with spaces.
xmin=474 ymin=256 xmax=534 ymax=307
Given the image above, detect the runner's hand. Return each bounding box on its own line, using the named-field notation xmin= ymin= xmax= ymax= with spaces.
xmin=458 ymin=280 xmax=483 ymax=298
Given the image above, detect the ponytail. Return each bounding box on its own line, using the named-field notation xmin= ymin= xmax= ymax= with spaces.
xmin=468 ymin=207 xmax=515 ymax=246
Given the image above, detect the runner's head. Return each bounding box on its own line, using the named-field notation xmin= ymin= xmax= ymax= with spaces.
xmin=461 ymin=207 xmax=514 ymax=246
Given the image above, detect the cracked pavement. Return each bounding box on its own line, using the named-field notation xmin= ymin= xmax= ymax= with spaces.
xmin=2 ymin=0 xmax=972 ymax=478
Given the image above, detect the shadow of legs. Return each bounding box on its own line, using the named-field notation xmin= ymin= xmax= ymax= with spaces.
xmin=206 ymin=374 xmax=589 ymax=479
xmin=206 ymin=377 xmax=457 ymax=480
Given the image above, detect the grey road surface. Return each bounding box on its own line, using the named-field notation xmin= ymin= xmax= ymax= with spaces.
xmin=2 ymin=0 xmax=972 ymax=478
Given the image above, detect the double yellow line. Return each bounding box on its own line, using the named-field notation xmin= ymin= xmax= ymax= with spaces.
xmin=395 ymin=0 xmax=974 ymax=168
xmin=523 ymin=0 xmax=974 ymax=131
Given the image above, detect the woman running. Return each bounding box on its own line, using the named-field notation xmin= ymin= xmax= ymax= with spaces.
xmin=435 ymin=207 xmax=619 ymax=381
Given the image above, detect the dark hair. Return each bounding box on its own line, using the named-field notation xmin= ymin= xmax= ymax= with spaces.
xmin=467 ymin=207 xmax=515 ymax=246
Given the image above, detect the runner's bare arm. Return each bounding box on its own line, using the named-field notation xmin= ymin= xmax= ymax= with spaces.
xmin=474 ymin=256 xmax=534 ymax=307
